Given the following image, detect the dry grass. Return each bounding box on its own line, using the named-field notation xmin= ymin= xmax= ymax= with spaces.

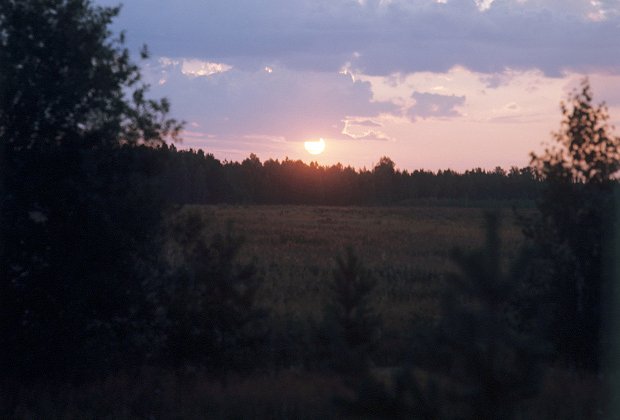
xmin=194 ymin=204 xmax=530 ymax=329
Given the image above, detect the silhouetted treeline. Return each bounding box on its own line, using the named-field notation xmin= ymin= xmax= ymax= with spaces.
xmin=152 ymin=146 xmax=541 ymax=205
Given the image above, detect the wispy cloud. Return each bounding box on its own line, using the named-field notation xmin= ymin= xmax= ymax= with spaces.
xmin=145 ymin=61 xmax=397 ymax=142
xmin=181 ymin=60 xmax=232 ymax=77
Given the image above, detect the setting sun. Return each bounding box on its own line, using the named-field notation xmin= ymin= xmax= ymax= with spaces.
xmin=304 ymin=138 xmax=326 ymax=155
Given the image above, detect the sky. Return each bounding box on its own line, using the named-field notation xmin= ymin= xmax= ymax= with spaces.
xmin=96 ymin=0 xmax=620 ymax=171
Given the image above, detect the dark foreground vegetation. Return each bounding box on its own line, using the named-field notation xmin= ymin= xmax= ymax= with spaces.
xmin=2 ymin=1 xmax=619 ymax=418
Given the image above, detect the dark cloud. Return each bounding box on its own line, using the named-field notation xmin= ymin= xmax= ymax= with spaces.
xmin=98 ymin=0 xmax=620 ymax=77
xmin=408 ymin=91 xmax=466 ymax=120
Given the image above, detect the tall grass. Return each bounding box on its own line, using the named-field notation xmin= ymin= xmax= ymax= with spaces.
xmin=201 ymin=205 xmax=529 ymax=330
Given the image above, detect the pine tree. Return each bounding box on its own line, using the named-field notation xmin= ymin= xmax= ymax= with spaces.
xmin=159 ymin=210 xmax=266 ymax=374
xmin=320 ymin=247 xmax=380 ymax=374
xmin=420 ymin=214 xmax=545 ymax=419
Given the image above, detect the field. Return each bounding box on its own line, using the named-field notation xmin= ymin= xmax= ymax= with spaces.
xmin=11 ymin=205 xmax=605 ymax=419
xmin=199 ymin=204 xmax=530 ymax=329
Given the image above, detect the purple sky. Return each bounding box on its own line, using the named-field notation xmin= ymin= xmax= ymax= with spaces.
xmin=97 ymin=0 xmax=620 ymax=171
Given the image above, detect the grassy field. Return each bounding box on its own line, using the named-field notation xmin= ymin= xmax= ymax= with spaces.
xmin=12 ymin=205 xmax=605 ymax=419
xmin=195 ymin=204 xmax=531 ymax=329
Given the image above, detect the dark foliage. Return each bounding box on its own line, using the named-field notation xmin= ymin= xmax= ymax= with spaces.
xmin=338 ymin=215 xmax=547 ymax=419
xmin=523 ymin=79 xmax=619 ymax=371
xmin=157 ymin=210 xmax=266 ymax=374
xmin=317 ymin=247 xmax=381 ymax=374
xmin=336 ymin=368 xmax=436 ymax=420
xmin=0 ymin=0 xmax=179 ymax=381
xmin=148 ymin=145 xmax=541 ymax=206
xmin=414 ymin=214 xmax=546 ymax=419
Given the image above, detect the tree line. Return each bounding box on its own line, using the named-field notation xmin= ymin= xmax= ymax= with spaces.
xmin=147 ymin=147 xmax=541 ymax=205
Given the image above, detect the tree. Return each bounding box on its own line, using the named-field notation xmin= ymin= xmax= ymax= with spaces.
xmin=417 ymin=214 xmax=545 ymax=419
xmin=373 ymin=156 xmax=397 ymax=203
xmin=158 ymin=209 xmax=266 ymax=374
xmin=0 ymin=0 xmax=180 ymax=381
xmin=525 ymin=78 xmax=619 ymax=370
xmin=317 ymin=247 xmax=380 ymax=375
xmin=339 ymin=216 xmax=545 ymax=419
xmin=531 ymin=79 xmax=620 ymax=184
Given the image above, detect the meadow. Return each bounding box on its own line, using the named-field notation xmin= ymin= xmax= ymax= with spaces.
xmin=9 ymin=204 xmax=605 ymax=419
xmin=200 ymin=204 xmax=529 ymax=329
xmin=195 ymin=204 xmax=601 ymax=419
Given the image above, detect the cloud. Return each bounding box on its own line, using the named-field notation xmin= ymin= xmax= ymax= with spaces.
xmin=475 ymin=0 xmax=495 ymax=12
xmin=480 ymin=73 xmax=511 ymax=89
xmin=90 ymin=0 xmax=620 ymax=168
xmin=342 ymin=117 xmax=391 ymax=140
xmin=157 ymin=57 xmax=233 ymax=84
xmin=180 ymin=60 xmax=232 ymax=77
xmin=345 ymin=118 xmax=383 ymax=127
xmin=100 ymin=0 xmax=620 ymax=77
xmin=408 ymin=91 xmax=466 ymax=120
xmin=145 ymin=60 xmax=398 ymax=143
xmin=347 ymin=131 xmax=392 ymax=141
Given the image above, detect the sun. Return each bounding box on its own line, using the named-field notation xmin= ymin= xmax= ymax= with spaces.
xmin=304 ymin=138 xmax=326 ymax=155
